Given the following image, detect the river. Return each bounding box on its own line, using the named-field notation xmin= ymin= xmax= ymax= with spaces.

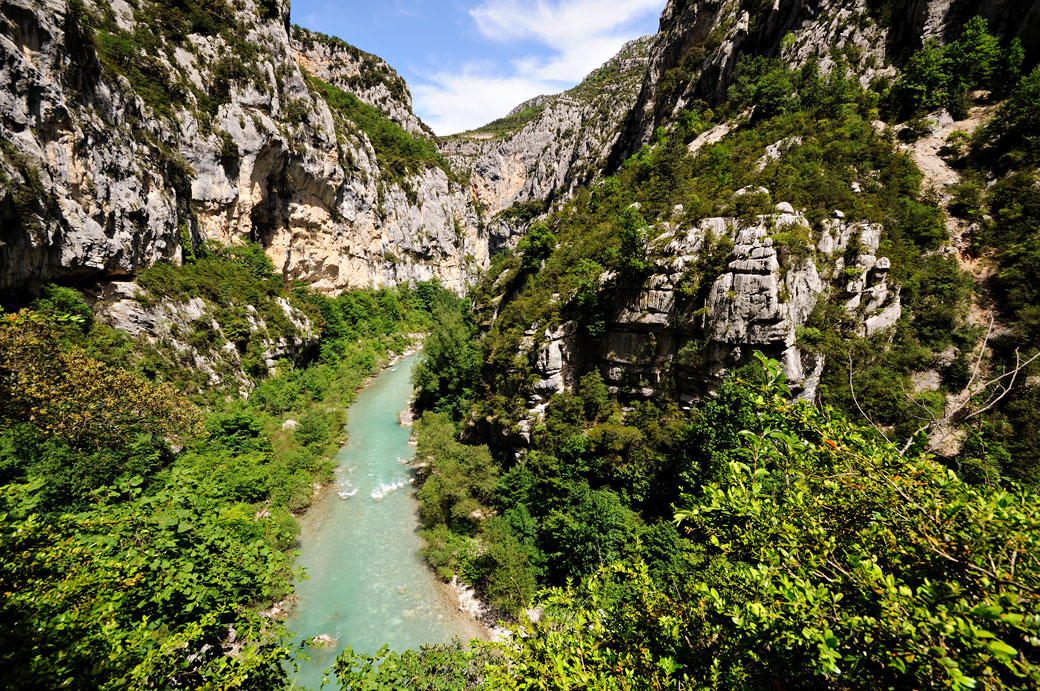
xmin=286 ymin=354 xmax=485 ymax=689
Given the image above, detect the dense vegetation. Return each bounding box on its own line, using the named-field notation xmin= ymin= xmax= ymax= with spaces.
xmin=0 ymin=245 xmax=457 ymax=688
xmin=343 ymin=357 xmax=1040 ymax=689
xmin=386 ymin=14 xmax=1040 ymax=691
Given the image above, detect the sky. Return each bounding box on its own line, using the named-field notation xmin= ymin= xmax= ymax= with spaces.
xmin=289 ymin=0 xmax=667 ymax=135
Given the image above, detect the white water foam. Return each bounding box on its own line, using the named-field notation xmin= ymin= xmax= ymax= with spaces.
xmin=370 ymin=479 xmax=408 ymax=500
xmin=337 ymin=480 xmax=359 ymax=499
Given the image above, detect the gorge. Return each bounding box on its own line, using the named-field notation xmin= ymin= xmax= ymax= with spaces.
xmin=2 ymin=0 xmax=1040 ymax=688
xmin=286 ymin=355 xmax=484 ymax=690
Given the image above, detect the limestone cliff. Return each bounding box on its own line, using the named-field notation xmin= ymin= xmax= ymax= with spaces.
xmin=291 ymin=26 xmax=429 ymax=137
xmin=513 ymin=202 xmax=901 ymax=441
xmin=0 ymin=1 xmax=664 ymax=298
xmin=442 ymin=37 xmax=653 ymax=253
xmin=0 ymin=0 xmax=485 ymax=295
xmin=611 ymin=0 xmax=1040 ymax=165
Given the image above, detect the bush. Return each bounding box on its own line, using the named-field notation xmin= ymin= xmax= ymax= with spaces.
xmin=30 ymin=285 xmax=93 ymax=332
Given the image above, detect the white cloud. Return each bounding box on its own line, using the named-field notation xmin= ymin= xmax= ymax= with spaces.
xmin=413 ymin=0 xmax=664 ymax=135
xmin=471 ymin=0 xmax=662 ymax=51
xmin=413 ymin=65 xmax=550 ymax=136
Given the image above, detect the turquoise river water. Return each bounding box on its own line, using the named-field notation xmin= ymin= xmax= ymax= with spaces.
xmin=287 ymin=355 xmax=485 ymax=689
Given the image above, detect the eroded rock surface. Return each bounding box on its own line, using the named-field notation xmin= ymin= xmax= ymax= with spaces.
xmin=0 ymin=0 xmax=484 ymax=294
xmin=518 ymin=203 xmax=901 ymax=428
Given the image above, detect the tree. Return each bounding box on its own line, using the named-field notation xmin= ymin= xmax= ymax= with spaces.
xmin=414 ymin=305 xmax=482 ymax=417
xmin=946 ymin=16 xmax=1001 ymax=88
xmin=0 ymin=313 xmax=200 ymax=453
xmin=333 ymin=641 xmax=489 ymax=690
xmin=516 ymin=222 xmax=556 ymax=273
xmin=478 ymin=517 xmax=537 ymax=616
xmin=30 ymin=284 xmax=93 ymax=332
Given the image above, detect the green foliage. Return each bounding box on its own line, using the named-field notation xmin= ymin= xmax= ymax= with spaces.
xmin=469 ymin=360 xmax=1040 ymax=690
xmin=539 ymin=482 xmax=640 ymax=583
xmin=670 ymin=365 xmax=1040 ymax=689
xmin=470 ymin=517 xmax=538 ymax=616
xmin=29 ymin=284 xmax=94 ymax=332
xmin=0 ymin=261 xmax=443 ymax=686
xmin=887 ymin=17 xmax=1018 ymax=120
xmin=0 ymin=314 xmax=200 ymax=457
xmin=769 ymin=221 xmax=813 ymax=263
xmin=415 ymin=412 xmax=498 ymax=535
xmin=414 ymin=299 xmax=483 ymax=418
xmin=978 ymin=66 xmax=1040 ymax=170
xmin=0 ymin=474 xmax=294 ymax=689
xmin=306 ymin=75 xmax=461 ymax=187
xmin=94 ymin=29 xmax=187 ymax=120
xmin=610 ymin=206 xmax=651 ymax=276
xmin=495 ymin=199 xmax=549 ymax=227
xmin=727 ymin=56 xmax=795 ymax=119
xmin=333 ymin=641 xmax=490 ymax=690
xmin=414 ymin=412 xmax=539 ymax=612
xmin=516 ymin=222 xmax=556 ymax=273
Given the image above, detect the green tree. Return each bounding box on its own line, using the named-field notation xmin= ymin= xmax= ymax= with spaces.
xmin=0 ymin=314 xmax=200 ymax=453
xmin=30 ymin=284 xmax=94 ymax=332
xmin=414 ymin=305 xmax=483 ymax=417
xmin=516 ymin=222 xmax=556 ymax=273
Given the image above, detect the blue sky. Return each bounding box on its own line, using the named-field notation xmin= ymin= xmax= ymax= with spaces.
xmin=290 ymin=0 xmax=667 ymax=135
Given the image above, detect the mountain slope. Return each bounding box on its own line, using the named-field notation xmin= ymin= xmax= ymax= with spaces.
xmin=0 ymin=0 xmax=484 ymax=294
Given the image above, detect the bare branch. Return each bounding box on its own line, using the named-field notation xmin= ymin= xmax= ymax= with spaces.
xmin=897 ymin=315 xmax=1040 ymax=456
xmin=966 ymin=317 xmax=994 ymax=393
xmin=849 ymin=352 xmax=891 ymax=443
xmin=923 ymin=349 xmax=1040 ymax=455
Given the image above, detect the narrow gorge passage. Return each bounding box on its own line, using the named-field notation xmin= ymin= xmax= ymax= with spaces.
xmin=287 ymin=356 xmax=485 ymax=689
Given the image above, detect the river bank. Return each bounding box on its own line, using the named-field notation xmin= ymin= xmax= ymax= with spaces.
xmin=397 ymin=394 xmax=508 ymax=643
xmin=284 ymin=354 xmax=487 ymax=689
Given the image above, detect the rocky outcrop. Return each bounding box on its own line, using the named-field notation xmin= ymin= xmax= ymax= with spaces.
xmin=611 ymin=0 xmax=1038 ymax=165
xmin=442 ymin=37 xmax=653 ymax=253
xmin=291 ymin=26 xmax=429 ymax=137
xmin=90 ymin=281 xmax=317 ymax=394
xmin=518 ymin=202 xmax=900 ymax=425
xmin=0 ymin=0 xmax=484 ymax=295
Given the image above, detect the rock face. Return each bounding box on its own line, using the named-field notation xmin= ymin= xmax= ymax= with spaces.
xmin=611 ymin=0 xmax=1039 ymax=165
xmin=90 ymin=281 xmax=318 ymax=393
xmin=292 ymin=26 xmax=428 ymax=137
xmin=519 ymin=203 xmax=901 ymax=424
xmin=0 ymin=1 xmax=656 ymax=296
xmin=441 ymin=37 xmax=653 ymax=253
xmin=0 ymin=0 xmax=485 ymax=295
